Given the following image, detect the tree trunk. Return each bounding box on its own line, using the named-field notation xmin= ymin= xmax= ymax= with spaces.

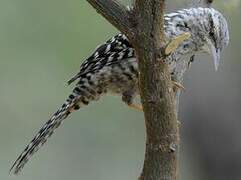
xmin=86 ymin=0 xmax=180 ymax=179
xmin=133 ymin=1 xmax=178 ymax=180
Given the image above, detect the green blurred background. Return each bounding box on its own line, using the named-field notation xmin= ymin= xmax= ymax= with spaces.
xmin=0 ymin=0 xmax=240 ymax=180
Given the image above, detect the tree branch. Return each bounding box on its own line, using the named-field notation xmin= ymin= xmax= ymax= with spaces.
xmin=86 ymin=0 xmax=179 ymax=179
xmin=133 ymin=1 xmax=178 ymax=180
xmin=86 ymin=0 xmax=135 ymax=39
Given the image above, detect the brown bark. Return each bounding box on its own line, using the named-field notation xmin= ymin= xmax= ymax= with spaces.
xmin=86 ymin=0 xmax=135 ymax=40
xmin=133 ymin=1 xmax=178 ymax=180
xmin=86 ymin=0 xmax=179 ymax=179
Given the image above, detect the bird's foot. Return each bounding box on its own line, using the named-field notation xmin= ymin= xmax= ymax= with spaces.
xmin=128 ymin=103 xmax=143 ymax=112
xmin=177 ymin=120 xmax=181 ymax=128
xmin=172 ymin=81 xmax=185 ymax=91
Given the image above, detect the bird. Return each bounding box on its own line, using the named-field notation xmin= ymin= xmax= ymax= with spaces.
xmin=10 ymin=7 xmax=229 ymax=175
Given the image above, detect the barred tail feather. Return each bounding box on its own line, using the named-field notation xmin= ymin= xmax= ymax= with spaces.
xmin=10 ymin=91 xmax=88 ymax=175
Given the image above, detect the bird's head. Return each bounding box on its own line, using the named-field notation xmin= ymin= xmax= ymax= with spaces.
xmin=202 ymin=8 xmax=229 ymax=71
xmin=166 ymin=8 xmax=229 ymax=71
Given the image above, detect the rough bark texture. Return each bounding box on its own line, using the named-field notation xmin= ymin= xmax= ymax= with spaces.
xmin=86 ymin=0 xmax=135 ymax=40
xmin=86 ymin=0 xmax=178 ymax=179
xmin=133 ymin=2 xmax=178 ymax=180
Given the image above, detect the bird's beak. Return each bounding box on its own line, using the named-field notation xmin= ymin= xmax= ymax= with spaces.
xmin=210 ymin=43 xmax=221 ymax=71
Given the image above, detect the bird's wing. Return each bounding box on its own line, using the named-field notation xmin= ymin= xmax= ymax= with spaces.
xmin=67 ymin=33 xmax=135 ymax=85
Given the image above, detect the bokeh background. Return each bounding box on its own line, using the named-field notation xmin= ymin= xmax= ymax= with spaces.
xmin=0 ymin=0 xmax=240 ymax=180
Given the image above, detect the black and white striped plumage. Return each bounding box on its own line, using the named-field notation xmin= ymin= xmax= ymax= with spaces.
xmin=10 ymin=7 xmax=229 ymax=174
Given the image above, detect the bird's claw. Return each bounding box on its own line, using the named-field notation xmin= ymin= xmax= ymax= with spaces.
xmin=177 ymin=120 xmax=181 ymax=128
xmin=172 ymin=81 xmax=185 ymax=91
xmin=128 ymin=104 xmax=143 ymax=112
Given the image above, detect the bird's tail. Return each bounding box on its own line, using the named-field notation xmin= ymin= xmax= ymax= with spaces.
xmin=10 ymin=84 xmax=100 ymax=175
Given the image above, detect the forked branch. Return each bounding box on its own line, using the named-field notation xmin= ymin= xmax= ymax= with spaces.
xmin=86 ymin=0 xmax=179 ymax=180
xmin=86 ymin=0 xmax=135 ymax=39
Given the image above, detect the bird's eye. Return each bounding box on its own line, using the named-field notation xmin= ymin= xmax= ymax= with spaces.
xmin=176 ymin=22 xmax=190 ymax=30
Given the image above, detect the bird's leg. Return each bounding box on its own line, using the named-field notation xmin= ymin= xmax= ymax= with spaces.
xmin=128 ymin=104 xmax=143 ymax=112
xmin=172 ymin=82 xmax=183 ymax=126
xmin=171 ymin=76 xmax=183 ymax=127
xmin=122 ymin=80 xmax=184 ymax=112
xmin=122 ymin=90 xmax=143 ymax=112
